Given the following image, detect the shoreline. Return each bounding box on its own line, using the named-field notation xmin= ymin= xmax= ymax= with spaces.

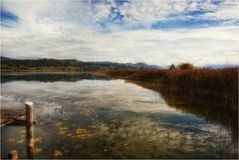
xmin=106 ymin=68 xmax=238 ymax=110
xmin=1 ymin=68 xmax=238 ymax=110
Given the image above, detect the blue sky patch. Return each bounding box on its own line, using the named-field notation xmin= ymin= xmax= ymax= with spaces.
xmin=186 ymin=9 xmax=215 ymax=17
xmin=89 ymin=0 xmax=129 ymax=5
xmin=1 ymin=9 xmax=18 ymax=21
xmin=98 ymin=5 xmax=125 ymax=27
xmin=1 ymin=9 xmax=19 ymax=27
xmin=152 ymin=18 xmax=224 ymax=29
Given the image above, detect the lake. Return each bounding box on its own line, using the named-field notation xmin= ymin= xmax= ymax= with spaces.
xmin=1 ymin=73 xmax=238 ymax=159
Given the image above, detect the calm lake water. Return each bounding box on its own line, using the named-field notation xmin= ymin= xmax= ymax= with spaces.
xmin=1 ymin=73 xmax=238 ymax=159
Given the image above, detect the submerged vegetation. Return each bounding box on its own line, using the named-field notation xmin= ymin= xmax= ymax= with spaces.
xmin=107 ymin=67 xmax=238 ymax=110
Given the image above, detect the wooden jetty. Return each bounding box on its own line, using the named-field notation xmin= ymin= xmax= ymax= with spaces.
xmin=0 ymin=109 xmax=25 ymax=127
xmin=1 ymin=102 xmax=35 ymax=160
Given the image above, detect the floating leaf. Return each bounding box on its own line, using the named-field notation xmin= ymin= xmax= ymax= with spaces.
xmin=59 ymin=127 xmax=68 ymax=130
xmin=52 ymin=149 xmax=63 ymax=158
xmin=66 ymin=133 xmax=73 ymax=137
xmin=58 ymin=127 xmax=69 ymax=134
xmin=19 ymin=130 xmax=26 ymax=133
xmin=103 ymin=148 xmax=110 ymax=152
xmin=15 ymin=139 xmax=24 ymax=144
xmin=74 ymin=128 xmax=96 ymax=139
xmin=34 ymin=137 xmax=43 ymax=143
xmin=59 ymin=131 xmax=67 ymax=134
xmin=34 ymin=148 xmax=42 ymax=154
xmin=123 ymin=143 xmax=129 ymax=149
xmin=54 ymin=122 xmax=63 ymax=127
xmin=90 ymin=125 xmax=97 ymax=128
xmin=75 ymin=128 xmax=87 ymax=134
xmin=76 ymin=133 xmax=96 ymax=139
xmin=7 ymin=138 xmax=15 ymax=142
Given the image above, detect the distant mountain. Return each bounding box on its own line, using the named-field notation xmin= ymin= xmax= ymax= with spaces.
xmin=202 ymin=64 xmax=239 ymax=69
xmin=1 ymin=57 xmax=160 ymax=71
xmin=161 ymin=64 xmax=239 ymax=69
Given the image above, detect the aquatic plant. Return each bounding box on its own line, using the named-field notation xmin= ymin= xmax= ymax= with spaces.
xmin=107 ymin=67 xmax=238 ymax=110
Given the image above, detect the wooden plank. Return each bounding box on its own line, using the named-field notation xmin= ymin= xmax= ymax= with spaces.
xmin=0 ymin=109 xmax=25 ymax=127
xmin=0 ymin=119 xmax=14 ymax=127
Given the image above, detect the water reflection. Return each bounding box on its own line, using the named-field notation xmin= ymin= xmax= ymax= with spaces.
xmin=1 ymin=73 xmax=238 ymax=158
xmin=1 ymin=72 xmax=111 ymax=83
xmin=159 ymin=93 xmax=238 ymax=142
xmin=129 ymin=80 xmax=238 ymax=144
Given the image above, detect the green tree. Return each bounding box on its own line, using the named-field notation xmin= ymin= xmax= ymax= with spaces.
xmin=169 ymin=64 xmax=176 ymax=70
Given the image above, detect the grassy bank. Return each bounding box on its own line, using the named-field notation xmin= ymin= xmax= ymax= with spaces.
xmin=107 ymin=68 xmax=238 ymax=110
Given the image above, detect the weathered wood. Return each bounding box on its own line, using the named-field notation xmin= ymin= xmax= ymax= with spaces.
xmin=26 ymin=124 xmax=34 ymax=158
xmin=0 ymin=109 xmax=25 ymax=127
xmin=10 ymin=119 xmax=27 ymax=126
xmin=8 ymin=150 xmax=18 ymax=160
xmin=27 ymin=145 xmax=34 ymax=159
xmin=0 ymin=119 xmax=14 ymax=127
xmin=25 ymin=102 xmax=34 ymax=125
xmin=5 ymin=102 xmax=36 ymax=159
xmin=25 ymin=102 xmax=34 ymax=151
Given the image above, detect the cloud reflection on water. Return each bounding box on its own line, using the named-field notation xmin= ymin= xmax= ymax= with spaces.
xmin=1 ymin=79 xmax=237 ymax=158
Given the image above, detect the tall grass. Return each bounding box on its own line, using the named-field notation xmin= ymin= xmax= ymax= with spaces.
xmin=107 ymin=67 xmax=238 ymax=110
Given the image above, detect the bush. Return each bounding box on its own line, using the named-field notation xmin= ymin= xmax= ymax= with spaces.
xmin=107 ymin=67 xmax=238 ymax=110
xmin=178 ymin=63 xmax=194 ymax=69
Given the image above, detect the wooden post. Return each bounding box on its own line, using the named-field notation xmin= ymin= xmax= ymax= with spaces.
xmin=25 ymin=102 xmax=34 ymax=126
xmin=25 ymin=102 xmax=34 ymax=159
xmin=8 ymin=150 xmax=18 ymax=160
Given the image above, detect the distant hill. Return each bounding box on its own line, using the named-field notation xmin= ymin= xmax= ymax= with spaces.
xmin=0 ymin=57 xmax=160 ymax=71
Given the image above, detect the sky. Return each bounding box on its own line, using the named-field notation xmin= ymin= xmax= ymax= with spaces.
xmin=1 ymin=0 xmax=239 ymax=66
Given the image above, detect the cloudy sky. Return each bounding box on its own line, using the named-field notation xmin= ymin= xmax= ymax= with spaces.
xmin=1 ymin=0 xmax=239 ymax=66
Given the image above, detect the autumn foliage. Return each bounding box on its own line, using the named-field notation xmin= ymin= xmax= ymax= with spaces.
xmin=107 ymin=67 xmax=238 ymax=110
xmin=178 ymin=63 xmax=194 ymax=69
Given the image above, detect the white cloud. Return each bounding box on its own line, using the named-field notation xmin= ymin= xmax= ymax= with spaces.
xmin=203 ymin=0 xmax=239 ymax=20
xmin=1 ymin=0 xmax=239 ymax=66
